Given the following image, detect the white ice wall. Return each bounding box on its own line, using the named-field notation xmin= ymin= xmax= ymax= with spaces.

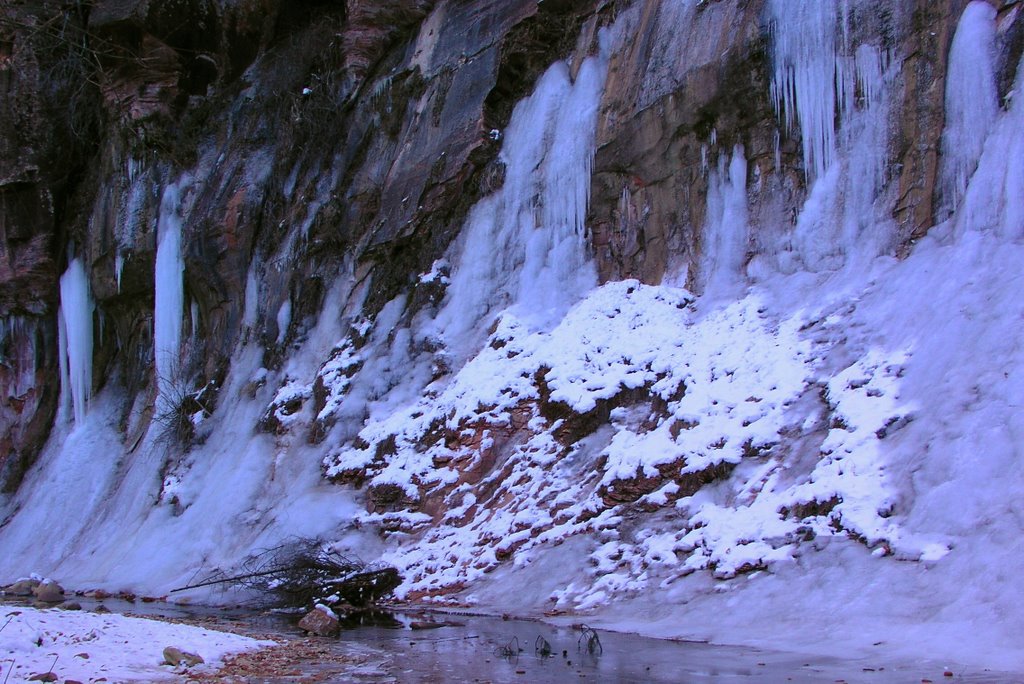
xmin=154 ymin=183 xmax=186 ymax=403
xmin=58 ymin=259 xmax=94 ymax=426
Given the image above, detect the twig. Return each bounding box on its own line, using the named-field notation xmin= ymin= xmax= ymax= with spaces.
xmin=170 ymin=567 xmax=304 ymax=593
xmin=576 ymin=624 xmax=602 ymax=655
xmin=494 ymin=636 xmax=522 ymax=658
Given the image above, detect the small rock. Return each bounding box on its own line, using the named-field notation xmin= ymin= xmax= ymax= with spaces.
xmin=93 ymin=604 xmax=111 ymax=614
xmin=33 ymin=581 xmax=65 ymax=603
xmin=4 ymin=578 xmax=40 ymax=596
xmin=65 ymin=680 xmax=84 ymax=684
xmin=163 ymin=646 xmax=205 ymax=667
xmin=409 ymin=621 xmax=444 ymax=630
xmin=297 ymin=608 xmax=340 ymax=637
xmin=74 ymin=652 xmax=90 ymax=659
xmin=28 ymin=673 xmax=58 ymax=682
xmin=60 ymin=601 xmax=82 ymax=611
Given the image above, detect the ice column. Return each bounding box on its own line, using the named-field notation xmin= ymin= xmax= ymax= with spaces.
xmin=155 ymin=184 xmax=185 ymax=395
xmin=941 ymin=1 xmax=998 ymax=214
xmin=700 ymin=145 xmax=749 ymax=294
xmin=58 ymin=258 xmax=94 ymax=425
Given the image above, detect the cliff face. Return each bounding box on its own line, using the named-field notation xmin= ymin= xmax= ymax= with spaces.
xmin=0 ymin=0 xmax=612 ymax=487
xmin=1 ymin=0 xmax=1009 ymax=486
xmin=3 ymin=0 xmax=1024 ymax=668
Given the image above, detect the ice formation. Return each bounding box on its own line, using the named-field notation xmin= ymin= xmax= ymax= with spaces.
xmin=763 ymin=0 xmax=893 ymax=273
xmin=941 ymin=1 xmax=999 ymax=215
xmin=699 ymin=144 xmax=749 ymax=294
xmin=768 ymin=0 xmax=846 ymax=182
xmin=154 ymin=183 xmax=185 ymax=397
xmin=58 ymin=258 xmax=94 ymax=425
xmin=431 ymin=42 xmax=608 ymax=353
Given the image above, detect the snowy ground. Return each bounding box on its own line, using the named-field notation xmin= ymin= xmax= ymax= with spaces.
xmin=0 ymin=605 xmax=272 ymax=682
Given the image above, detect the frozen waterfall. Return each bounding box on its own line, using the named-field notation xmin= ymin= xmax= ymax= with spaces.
xmin=699 ymin=145 xmax=749 ymax=295
xmin=154 ymin=183 xmax=185 ymax=401
xmin=58 ymin=259 xmax=94 ymax=425
xmin=767 ymin=0 xmax=847 ymax=182
xmin=941 ymin=1 xmax=998 ymax=216
xmin=432 ymin=39 xmax=609 ymax=355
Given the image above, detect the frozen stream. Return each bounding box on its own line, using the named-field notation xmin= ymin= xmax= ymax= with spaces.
xmin=3 ymin=597 xmax=1010 ymax=682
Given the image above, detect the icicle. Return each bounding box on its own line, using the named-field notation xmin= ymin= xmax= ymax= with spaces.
xmin=520 ymin=51 xmax=607 ymax=319
xmin=115 ymin=252 xmax=125 ymax=293
xmin=57 ymin=307 xmax=70 ymax=419
xmin=243 ymin=265 xmax=260 ymax=331
xmin=276 ymin=299 xmax=292 ymax=345
xmin=768 ymin=0 xmax=850 ymax=181
xmin=190 ymin=300 xmax=200 ymax=340
xmin=855 ymin=44 xmax=886 ymax=111
xmin=155 ymin=183 xmax=185 ymax=393
xmin=773 ymin=130 xmax=781 ymax=174
xmin=58 ymin=258 xmax=94 ymax=425
xmin=941 ymin=1 xmax=998 ymax=215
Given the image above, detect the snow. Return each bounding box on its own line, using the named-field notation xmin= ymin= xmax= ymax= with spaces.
xmin=0 ymin=606 xmax=270 ymax=682
xmin=58 ymin=258 xmax=94 ymax=426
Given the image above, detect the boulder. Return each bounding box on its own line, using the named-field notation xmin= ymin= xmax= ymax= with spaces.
xmin=3 ymin=578 xmax=39 ymax=596
xmin=162 ymin=646 xmax=205 ymax=667
xmin=32 ymin=581 xmax=65 ymax=603
xmin=297 ymin=606 xmax=341 ymax=637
